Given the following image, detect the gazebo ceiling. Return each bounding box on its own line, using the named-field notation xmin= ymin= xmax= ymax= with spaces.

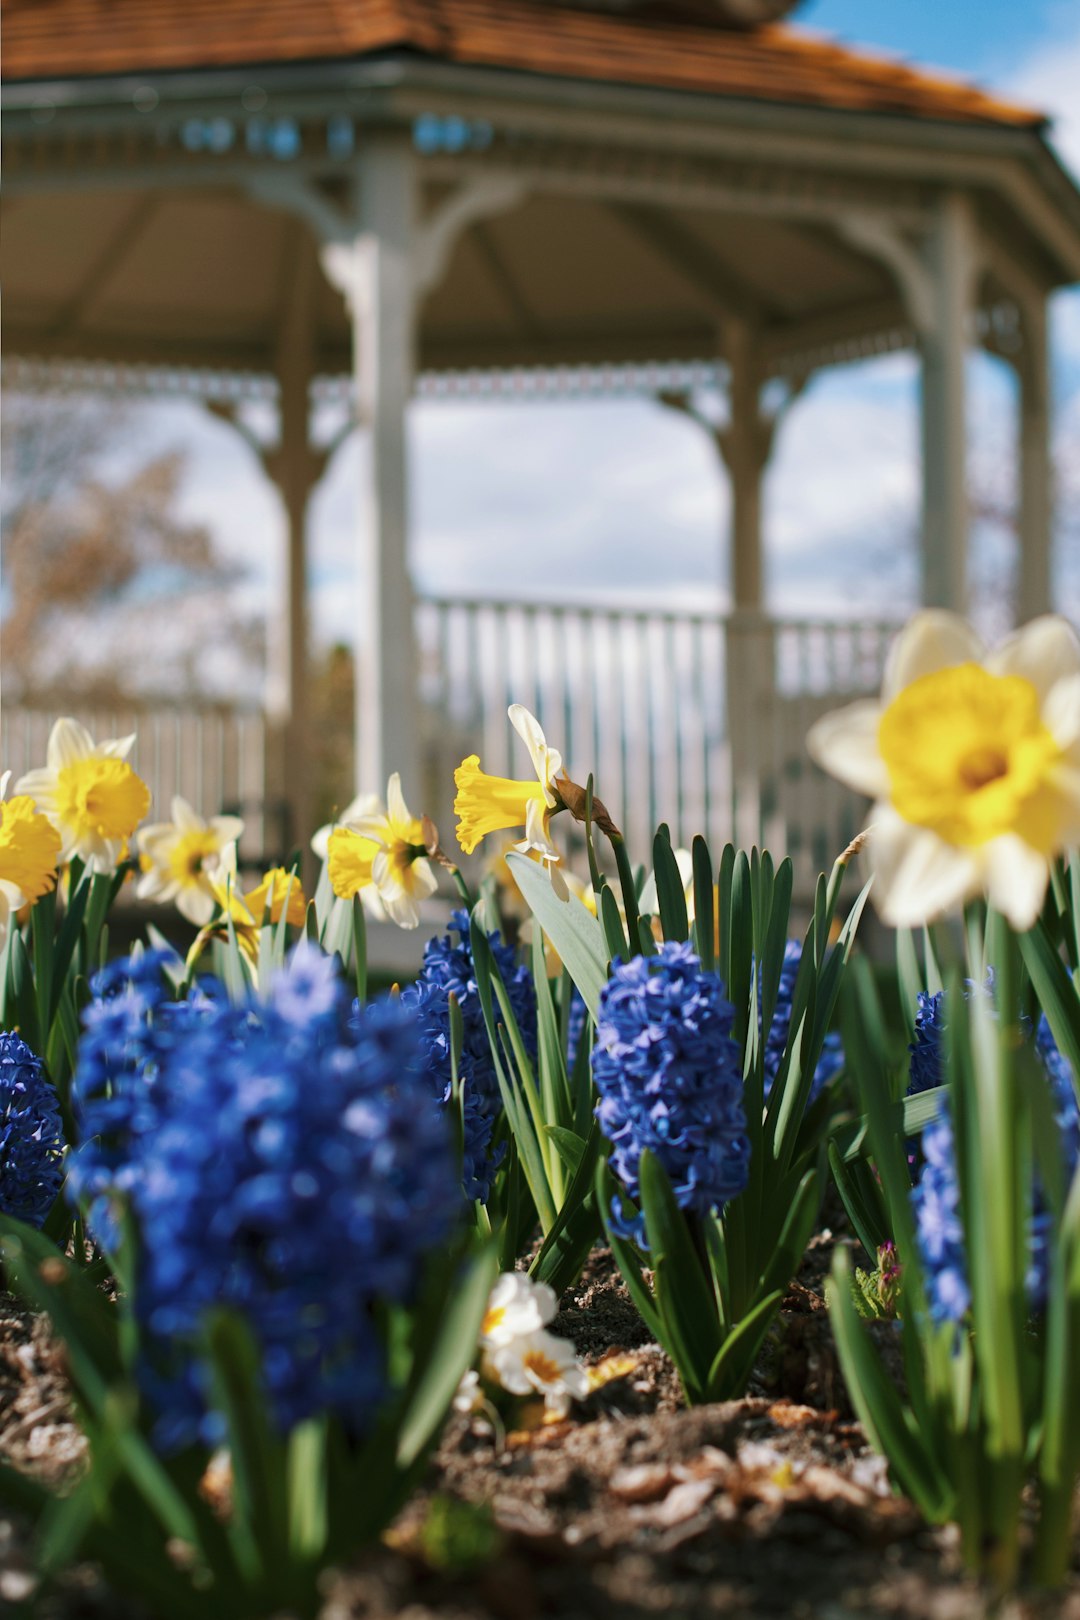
xmin=3 ymin=182 xmax=902 ymax=376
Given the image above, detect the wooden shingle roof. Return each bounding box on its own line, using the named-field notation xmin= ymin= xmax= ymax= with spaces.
xmin=2 ymin=0 xmax=1044 ymax=130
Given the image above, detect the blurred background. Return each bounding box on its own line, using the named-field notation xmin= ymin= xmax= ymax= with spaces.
xmin=3 ymin=0 xmax=1078 ymax=908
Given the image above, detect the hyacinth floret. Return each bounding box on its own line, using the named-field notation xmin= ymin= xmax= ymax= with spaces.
xmin=0 ymin=1032 xmax=65 ymax=1227
xmin=761 ymin=939 xmax=843 ymax=1104
xmin=396 ymin=910 xmax=535 ymax=1203
xmin=907 ymin=989 xmax=946 ymax=1099
xmin=593 ymin=940 xmax=749 ymax=1244
xmin=68 ymin=947 xmax=460 ymax=1451
xmin=910 ymin=1005 xmax=1079 ymax=1324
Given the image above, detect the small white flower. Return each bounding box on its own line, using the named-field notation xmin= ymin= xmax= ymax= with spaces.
xmin=489 ymin=1328 xmax=589 ymax=1418
xmin=480 ymin=1272 xmax=557 ymax=1349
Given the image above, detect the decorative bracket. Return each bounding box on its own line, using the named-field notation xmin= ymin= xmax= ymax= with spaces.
xmin=837 ymin=211 xmax=936 ymax=337
xmin=413 ymin=175 xmax=527 ymax=296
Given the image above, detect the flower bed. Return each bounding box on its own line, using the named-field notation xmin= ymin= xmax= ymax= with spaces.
xmin=0 ymin=610 xmax=1078 ymax=1616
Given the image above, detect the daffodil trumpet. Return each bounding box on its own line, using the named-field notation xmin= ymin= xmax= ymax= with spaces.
xmin=807 ymin=612 xmax=1080 ymax=931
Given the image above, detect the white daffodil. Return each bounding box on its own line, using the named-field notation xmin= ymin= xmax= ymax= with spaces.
xmin=807 ymin=611 xmax=1080 ymax=930
xmin=15 ymin=718 xmax=151 ymax=872
xmin=330 ymin=773 xmax=436 ymax=929
xmin=454 ymin=704 xmax=564 ymax=864
xmin=479 ymin=1273 xmax=558 ymax=1350
xmin=488 ymin=1327 xmax=589 ymax=1419
xmin=136 ymin=796 xmax=245 ymax=926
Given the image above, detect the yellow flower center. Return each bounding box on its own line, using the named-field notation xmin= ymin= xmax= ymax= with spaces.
xmin=454 ymin=755 xmax=548 ymax=855
xmin=522 ymin=1350 xmax=562 ymax=1386
xmin=55 ymin=757 xmax=150 ymax=843
xmin=0 ymin=796 xmax=62 ymax=901
xmin=327 ymin=828 xmax=380 ymax=898
xmin=168 ymin=829 xmax=222 ymax=887
xmin=878 ymin=663 xmax=1063 ymax=851
xmin=482 ymin=1305 xmax=506 ymax=1338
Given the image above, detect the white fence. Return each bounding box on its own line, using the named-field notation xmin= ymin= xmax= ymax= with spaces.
xmin=3 ymin=604 xmax=900 ymax=900
xmin=1 ymin=704 xmax=275 ymax=865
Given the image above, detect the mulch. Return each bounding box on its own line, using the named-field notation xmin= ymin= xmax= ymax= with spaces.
xmin=1 ymin=1246 xmax=1078 ymax=1620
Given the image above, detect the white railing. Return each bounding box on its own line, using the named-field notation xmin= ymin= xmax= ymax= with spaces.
xmin=3 ymin=605 xmax=901 ymax=902
xmin=416 ymin=598 xmax=900 ymax=894
xmin=1 ymin=704 xmax=275 ymax=866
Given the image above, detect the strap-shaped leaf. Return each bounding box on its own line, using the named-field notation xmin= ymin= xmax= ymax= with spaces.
xmin=706 ymin=1289 xmax=783 ymax=1401
xmin=531 ymin=1121 xmax=604 ymax=1297
xmin=639 ymin=1150 xmax=719 ymax=1402
xmin=691 ymin=836 xmax=715 ymax=971
xmin=396 ymin=1239 xmax=497 ymax=1469
xmin=652 ymin=830 xmax=689 ymax=944
xmin=1018 ymin=916 xmax=1080 ymax=1104
xmin=507 ymin=852 xmax=608 ymax=1019
xmin=595 ymin=1161 xmax=663 ymax=1342
xmin=827 ymin=1249 xmax=952 ymax=1522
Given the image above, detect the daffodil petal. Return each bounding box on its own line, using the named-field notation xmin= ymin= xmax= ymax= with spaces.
xmin=386 ymin=772 xmax=411 ymax=830
xmin=1042 ymin=673 xmax=1080 ymax=751
xmin=509 ymin=704 xmax=563 ymax=798
xmin=805 ymin=700 xmax=890 ymax=799
xmin=986 ymin=615 xmax=1080 ymax=701
xmin=177 ymin=886 xmax=217 ymax=927
xmin=870 ymin=810 xmax=980 ymax=927
xmin=982 ymin=834 xmax=1050 ymax=930
xmin=46 ymin=718 xmax=94 ymax=771
xmin=881 ymin=611 xmax=985 ymax=703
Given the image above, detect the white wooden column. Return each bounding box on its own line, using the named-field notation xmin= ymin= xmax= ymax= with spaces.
xmin=1017 ymin=292 xmax=1052 ymax=621
xmin=920 ymin=193 xmax=977 ymax=611
xmin=323 ymin=137 xmax=419 ymax=802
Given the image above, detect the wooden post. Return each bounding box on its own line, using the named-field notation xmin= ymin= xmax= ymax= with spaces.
xmin=920 ymin=193 xmax=976 ymax=611
xmin=1017 ymin=292 xmax=1052 ymax=622
xmin=718 ymin=320 xmax=774 ymax=851
xmin=264 ymin=239 xmax=319 ymax=882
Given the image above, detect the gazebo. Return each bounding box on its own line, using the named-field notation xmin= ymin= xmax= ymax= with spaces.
xmin=5 ymin=0 xmax=1080 ymax=873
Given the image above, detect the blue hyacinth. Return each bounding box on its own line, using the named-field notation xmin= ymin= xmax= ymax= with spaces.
xmin=762 ymin=939 xmax=844 ymax=1104
xmin=68 ymin=946 xmax=460 ymax=1452
xmin=593 ymin=940 xmax=749 ymax=1244
xmin=398 ymin=910 xmax=535 ymax=1203
xmin=0 ymin=1031 xmax=65 ymax=1228
xmin=907 ymin=988 xmax=946 ymax=1099
xmin=910 ymin=1007 xmax=1079 ymax=1324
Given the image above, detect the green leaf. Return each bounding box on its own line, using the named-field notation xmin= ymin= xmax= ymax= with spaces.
xmin=204 ymin=1311 xmax=288 ymax=1587
xmin=1018 ymin=918 xmax=1080 ymax=1105
xmin=706 ymin=1288 xmax=783 ymax=1400
xmin=691 ymin=837 xmax=715 ymax=972
xmin=639 ymin=1151 xmax=719 ymax=1402
xmin=530 ymin=1122 xmax=603 ymax=1297
xmin=287 ymin=1418 xmax=328 ymax=1565
xmin=595 ymin=1162 xmax=663 ymax=1343
xmin=507 ymin=853 xmax=608 ymax=1019
xmin=544 ymin=1125 xmax=588 ymax=1176
xmin=396 ymin=1240 xmax=498 ymax=1470
xmin=652 ymin=831 xmax=689 ymax=944
xmin=599 ymin=883 xmax=630 ymax=964
xmin=827 ymin=1249 xmax=952 ymax=1521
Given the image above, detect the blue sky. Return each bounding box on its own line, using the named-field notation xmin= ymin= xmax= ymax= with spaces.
xmin=79 ymin=1 xmax=1080 ymax=700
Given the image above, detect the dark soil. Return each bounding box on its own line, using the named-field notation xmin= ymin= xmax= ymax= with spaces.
xmin=2 ymin=1250 xmax=1078 ymax=1620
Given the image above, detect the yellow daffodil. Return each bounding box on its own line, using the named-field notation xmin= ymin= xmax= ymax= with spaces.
xmin=331 ymin=773 xmax=436 ymax=929
xmin=244 ymin=866 xmax=306 ymax=929
xmin=0 ymin=787 xmax=62 ymax=905
xmin=807 ymin=611 xmax=1080 ymax=929
xmin=15 ymin=718 xmax=151 ymax=872
xmin=455 ymin=705 xmax=563 ymax=863
xmin=136 ymin=796 xmax=245 ymax=926
xmin=0 ymin=771 xmax=62 ymax=951
xmin=310 ymin=793 xmax=383 ymax=863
